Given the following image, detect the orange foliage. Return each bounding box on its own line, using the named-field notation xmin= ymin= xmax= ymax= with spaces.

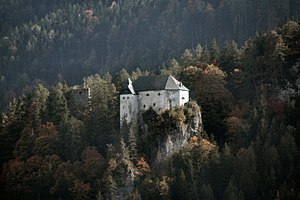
xmin=200 ymin=139 xmax=215 ymax=152
xmin=188 ymin=135 xmax=201 ymax=146
xmin=135 ymin=156 xmax=151 ymax=176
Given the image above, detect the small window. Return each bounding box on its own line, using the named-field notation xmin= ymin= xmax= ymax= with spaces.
xmin=143 ymin=105 xmax=146 ymax=108
xmin=123 ymin=97 xmax=125 ymax=100
xmin=78 ymin=91 xmax=82 ymax=95
xmin=153 ymin=103 xmax=156 ymax=106
xmin=182 ymin=97 xmax=185 ymax=100
xmin=127 ymin=97 xmax=129 ymax=99
xmin=146 ymin=94 xmax=149 ymax=96
xmin=158 ymin=93 xmax=161 ymax=96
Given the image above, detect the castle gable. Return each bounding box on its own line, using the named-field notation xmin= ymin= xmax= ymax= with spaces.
xmin=120 ymin=85 xmax=134 ymax=94
xmin=165 ymin=76 xmax=189 ymax=91
xmin=120 ymin=78 xmax=136 ymax=94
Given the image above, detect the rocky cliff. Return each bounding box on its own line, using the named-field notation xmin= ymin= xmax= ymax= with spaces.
xmin=140 ymin=101 xmax=203 ymax=163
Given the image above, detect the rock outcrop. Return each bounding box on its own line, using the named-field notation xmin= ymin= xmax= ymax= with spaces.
xmin=140 ymin=101 xmax=203 ymax=163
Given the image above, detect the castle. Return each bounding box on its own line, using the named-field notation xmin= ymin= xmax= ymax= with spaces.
xmin=120 ymin=75 xmax=189 ymax=125
xmin=69 ymin=80 xmax=91 ymax=108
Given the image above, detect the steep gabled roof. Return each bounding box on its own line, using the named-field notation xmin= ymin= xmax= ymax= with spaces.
xmin=132 ymin=75 xmax=189 ymax=92
xmin=120 ymin=78 xmax=136 ymax=94
xmin=120 ymin=85 xmax=133 ymax=94
xmin=165 ymin=75 xmax=189 ymax=91
xmin=132 ymin=76 xmax=169 ymax=91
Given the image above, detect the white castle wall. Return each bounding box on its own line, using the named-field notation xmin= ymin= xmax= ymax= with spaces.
xmin=120 ymin=94 xmax=139 ymax=125
xmin=139 ymin=90 xmax=186 ymax=113
xmin=121 ymin=90 xmax=189 ymax=125
xmin=120 ymin=76 xmax=189 ymax=126
xmin=179 ymin=90 xmax=189 ymax=106
xmin=139 ymin=90 xmax=166 ymax=112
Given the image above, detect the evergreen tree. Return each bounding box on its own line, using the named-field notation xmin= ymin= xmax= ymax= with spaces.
xmin=59 ymin=116 xmax=85 ymax=161
xmin=200 ymin=183 xmax=215 ymax=200
xmin=47 ymin=83 xmax=69 ymax=125
xmin=170 ymin=169 xmax=188 ymax=200
xmin=209 ymin=38 xmax=220 ymax=64
xmin=219 ymin=41 xmax=240 ymax=73
xmin=85 ymin=74 xmax=117 ymax=155
xmin=181 ymin=49 xmax=194 ymax=67
xmin=234 ymin=146 xmax=259 ymax=200
xmin=223 ymin=179 xmax=245 ymax=200
xmin=29 ymin=84 xmax=49 ymax=128
xmin=103 ymin=172 xmax=117 ymax=200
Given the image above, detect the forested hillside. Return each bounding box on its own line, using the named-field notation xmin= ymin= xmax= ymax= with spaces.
xmin=1 ymin=0 xmax=300 ymax=110
xmin=1 ymin=18 xmax=300 ymax=199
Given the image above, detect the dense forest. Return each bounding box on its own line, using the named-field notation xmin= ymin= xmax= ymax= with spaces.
xmin=1 ymin=19 xmax=300 ymax=199
xmin=1 ymin=0 xmax=300 ymax=110
xmin=1 ymin=0 xmax=300 ymax=199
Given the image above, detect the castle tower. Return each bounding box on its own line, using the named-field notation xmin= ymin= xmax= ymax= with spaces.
xmin=120 ymin=78 xmax=139 ymax=125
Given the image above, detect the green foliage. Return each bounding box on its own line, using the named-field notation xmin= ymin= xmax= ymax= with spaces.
xmin=59 ymin=116 xmax=85 ymax=161
xmin=1 ymin=0 xmax=298 ymax=112
xmin=209 ymin=38 xmax=220 ymax=64
xmin=1 ymin=20 xmax=300 ymax=200
xmin=33 ymin=122 xmax=60 ymax=157
xmin=223 ymin=179 xmax=245 ymax=200
xmin=85 ymin=74 xmax=117 ymax=155
xmin=233 ymin=146 xmax=259 ymax=199
xmin=200 ymin=183 xmax=215 ymax=200
xmin=47 ymin=83 xmax=69 ymax=124
xmin=170 ymin=169 xmax=189 ymax=200
xmin=160 ymin=107 xmax=186 ymax=129
xmin=194 ymin=65 xmax=233 ymax=144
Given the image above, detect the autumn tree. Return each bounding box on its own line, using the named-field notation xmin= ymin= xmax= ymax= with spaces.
xmin=195 ymin=64 xmax=232 ymax=143
xmin=33 ymin=122 xmax=60 ymax=156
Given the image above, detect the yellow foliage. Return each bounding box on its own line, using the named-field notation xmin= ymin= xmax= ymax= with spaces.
xmin=203 ymin=64 xmax=226 ymax=79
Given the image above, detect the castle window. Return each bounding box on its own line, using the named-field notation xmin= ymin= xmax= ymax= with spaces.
xmin=158 ymin=93 xmax=161 ymax=96
xmin=153 ymin=103 xmax=156 ymax=106
xmin=78 ymin=91 xmax=82 ymax=95
xmin=146 ymin=94 xmax=149 ymax=96
xmin=127 ymin=97 xmax=129 ymax=99
xmin=182 ymin=97 xmax=185 ymax=99
xmin=123 ymin=97 xmax=125 ymax=100
xmin=143 ymin=105 xmax=146 ymax=108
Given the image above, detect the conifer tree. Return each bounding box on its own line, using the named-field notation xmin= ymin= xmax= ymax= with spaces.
xmin=47 ymin=83 xmax=69 ymax=125
xmin=103 ymin=172 xmax=117 ymax=200
xmin=29 ymin=84 xmax=49 ymax=129
xmin=181 ymin=49 xmax=194 ymax=67
xmin=234 ymin=146 xmax=259 ymax=200
xmin=200 ymin=183 xmax=215 ymax=200
xmin=170 ymin=169 xmax=188 ymax=200
xmin=209 ymin=38 xmax=220 ymax=64
xmin=219 ymin=41 xmax=240 ymax=73
xmin=223 ymin=179 xmax=245 ymax=200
